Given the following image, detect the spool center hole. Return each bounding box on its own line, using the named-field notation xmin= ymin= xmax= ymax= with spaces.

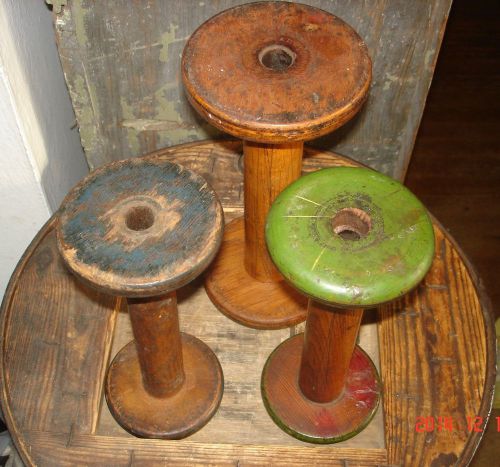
xmin=259 ymin=44 xmax=296 ymax=71
xmin=331 ymin=208 xmax=371 ymax=241
xmin=125 ymin=206 xmax=154 ymax=231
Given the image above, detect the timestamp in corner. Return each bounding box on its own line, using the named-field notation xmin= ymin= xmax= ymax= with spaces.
xmin=415 ymin=416 xmax=500 ymax=433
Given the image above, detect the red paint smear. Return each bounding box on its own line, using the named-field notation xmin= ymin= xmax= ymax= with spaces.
xmin=306 ymin=13 xmax=329 ymax=25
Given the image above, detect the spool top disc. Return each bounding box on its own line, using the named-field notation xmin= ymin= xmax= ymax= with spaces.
xmin=266 ymin=167 xmax=435 ymax=307
xmin=182 ymin=1 xmax=371 ymax=143
xmin=56 ymin=158 xmax=223 ymax=297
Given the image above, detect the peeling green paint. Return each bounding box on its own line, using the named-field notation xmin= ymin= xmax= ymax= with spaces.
xmin=159 ymin=24 xmax=179 ymax=63
xmin=45 ymin=0 xmax=67 ymax=14
xmin=72 ymin=1 xmax=89 ymax=48
xmin=153 ymin=82 xmax=197 ymax=143
xmin=120 ymin=98 xmax=141 ymax=156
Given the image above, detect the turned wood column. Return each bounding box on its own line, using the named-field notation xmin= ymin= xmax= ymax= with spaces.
xmin=128 ymin=292 xmax=184 ymax=398
xmin=299 ymin=303 xmax=363 ymax=403
xmin=243 ymin=141 xmax=303 ymax=282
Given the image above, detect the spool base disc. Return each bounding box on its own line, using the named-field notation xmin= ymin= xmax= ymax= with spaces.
xmin=105 ymin=333 xmax=223 ymax=439
xmin=205 ymin=217 xmax=307 ymax=329
xmin=261 ymin=334 xmax=380 ymax=444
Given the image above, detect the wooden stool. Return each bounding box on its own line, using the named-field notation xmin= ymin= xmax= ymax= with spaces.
xmin=182 ymin=1 xmax=371 ymax=329
xmin=55 ymin=158 xmax=224 ymax=439
xmin=263 ymin=167 xmax=435 ymax=443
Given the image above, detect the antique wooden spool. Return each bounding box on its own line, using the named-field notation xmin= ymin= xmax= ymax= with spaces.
xmin=263 ymin=167 xmax=435 ymax=443
xmin=182 ymin=1 xmax=371 ymax=329
xmin=55 ymin=158 xmax=224 ymax=439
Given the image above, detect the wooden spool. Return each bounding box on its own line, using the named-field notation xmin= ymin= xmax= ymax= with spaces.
xmin=182 ymin=1 xmax=371 ymax=329
xmin=263 ymin=167 xmax=435 ymax=443
xmin=55 ymin=158 xmax=224 ymax=439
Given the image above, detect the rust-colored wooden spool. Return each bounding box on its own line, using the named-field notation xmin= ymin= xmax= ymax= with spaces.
xmin=55 ymin=158 xmax=224 ymax=439
xmin=182 ymin=1 xmax=371 ymax=329
xmin=0 ymin=141 xmax=494 ymax=465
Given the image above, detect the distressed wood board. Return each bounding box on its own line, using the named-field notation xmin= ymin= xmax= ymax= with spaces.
xmin=52 ymin=0 xmax=451 ymax=179
xmin=0 ymin=141 xmax=495 ymax=466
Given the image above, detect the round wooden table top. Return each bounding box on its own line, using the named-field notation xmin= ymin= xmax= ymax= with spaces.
xmin=266 ymin=167 xmax=435 ymax=307
xmin=182 ymin=2 xmax=371 ymax=143
xmin=0 ymin=141 xmax=495 ymax=466
xmin=56 ymin=158 xmax=223 ymax=297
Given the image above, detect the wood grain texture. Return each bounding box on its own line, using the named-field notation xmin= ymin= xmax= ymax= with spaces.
xmin=181 ymin=1 xmax=371 ymax=143
xmin=105 ymin=332 xmax=223 ymax=440
xmin=25 ymin=431 xmax=387 ymax=466
xmin=126 ymin=293 xmax=184 ymax=398
xmin=0 ymin=141 xmax=493 ymax=466
xmin=299 ymin=304 xmax=363 ymax=402
xmin=56 ymin=158 xmax=224 ymax=297
xmin=378 ymin=224 xmax=496 ymax=466
xmin=98 ymin=272 xmax=383 ymax=449
xmin=53 ymin=0 xmax=451 ymax=178
xmin=243 ymin=141 xmax=303 ymax=282
xmin=0 ymin=221 xmax=119 ymax=456
xmin=262 ymin=334 xmax=380 ymax=444
xmin=205 ymin=217 xmax=309 ymax=329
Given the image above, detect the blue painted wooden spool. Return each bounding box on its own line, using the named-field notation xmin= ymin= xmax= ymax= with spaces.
xmin=56 ymin=157 xmax=224 ymax=439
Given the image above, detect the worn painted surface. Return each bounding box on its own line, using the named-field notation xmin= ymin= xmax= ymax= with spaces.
xmin=262 ymin=334 xmax=380 ymax=444
xmin=53 ymin=0 xmax=451 ymax=178
xmin=266 ymin=167 xmax=435 ymax=306
xmin=56 ymin=158 xmax=223 ymax=296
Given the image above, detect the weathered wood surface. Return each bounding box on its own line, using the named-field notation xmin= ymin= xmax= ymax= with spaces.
xmin=205 ymin=141 xmax=307 ymax=329
xmin=299 ymin=305 xmax=365 ymax=403
xmin=262 ymin=329 xmax=380 ymax=444
xmin=241 ymin=142 xmax=304 ymax=283
xmin=0 ymin=141 xmax=494 ymax=465
xmin=53 ymin=0 xmax=451 ymax=179
xmin=379 ymin=226 xmax=496 ymax=466
xmin=56 ymin=158 xmax=224 ymax=297
xmin=205 ymin=216 xmax=310 ymax=329
xmin=181 ymin=1 xmax=372 ymax=143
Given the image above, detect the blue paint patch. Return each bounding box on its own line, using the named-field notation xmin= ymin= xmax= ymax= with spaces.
xmin=60 ymin=160 xmax=218 ymax=282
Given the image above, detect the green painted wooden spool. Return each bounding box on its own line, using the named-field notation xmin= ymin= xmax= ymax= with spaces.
xmin=263 ymin=166 xmax=435 ymax=443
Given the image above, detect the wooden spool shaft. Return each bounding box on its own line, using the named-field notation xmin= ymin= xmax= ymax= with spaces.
xmin=243 ymin=141 xmax=303 ymax=282
xmin=299 ymin=301 xmax=363 ymax=403
xmin=128 ymin=292 xmax=185 ymax=399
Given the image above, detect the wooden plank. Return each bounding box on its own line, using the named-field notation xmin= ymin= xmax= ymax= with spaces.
xmin=379 ymin=226 xmax=495 ymax=466
xmin=1 ymin=223 xmax=118 ymax=436
xmin=53 ymin=0 xmax=451 ymax=179
xmin=25 ymin=431 xmax=388 ymax=466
